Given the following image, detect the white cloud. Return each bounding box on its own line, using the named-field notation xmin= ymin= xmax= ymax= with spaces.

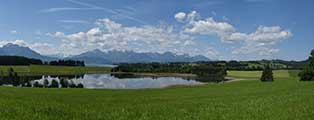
xmin=46 ymin=32 xmax=65 ymax=38
xmin=232 ymin=43 xmax=280 ymax=56
xmin=174 ymin=12 xmax=186 ymax=22
xmin=186 ymin=11 xmax=200 ymax=23
xmin=10 ymin=30 xmax=17 ymax=34
xmin=184 ymin=17 xmax=235 ymax=37
xmin=0 ymin=40 xmax=58 ymax=55
xmin=177 ymin=11 xmax=292 ymax=57
xmin=40 ymin=0 xmax=146 ymax=24
xmin=50 ymin=18 xmax=217 ymax=57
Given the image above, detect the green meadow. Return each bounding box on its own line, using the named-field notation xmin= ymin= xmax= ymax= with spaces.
xmin=0 ymin=65 xmax=111 ymax=76
xmin=0 ymin=70 xmax=314 ymax=120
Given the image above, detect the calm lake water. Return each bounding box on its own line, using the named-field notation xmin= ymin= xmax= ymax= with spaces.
xmin=15 ymin=74 xmax=203 ymax=89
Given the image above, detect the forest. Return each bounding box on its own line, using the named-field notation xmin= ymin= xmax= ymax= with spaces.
xmin=0 ymin=56 xmax=84 ymax=66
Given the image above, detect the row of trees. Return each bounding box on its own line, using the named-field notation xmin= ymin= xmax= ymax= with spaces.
xmin=112 ymin=62 xmax=227 ymax=82
xmin=0 ymin=55 xmax=85 ymax=66
xmin=260 ymin=49 xmax=314 ymax=82
xmin=47 ymin=60 xmax=85 ymax=66
xmin=0 ymin=56 xmax=42 ymax=65
xmin=224 ymin=60 xmax=305 ymax=71
xmin=112 ymin=62 xmax=195 ymax=73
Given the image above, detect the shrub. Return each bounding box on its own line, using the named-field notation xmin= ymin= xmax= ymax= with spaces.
xmin=299 ymin=49 xmax=314 ymax=81
xmin=260 ymin=65 xmax=274 ymax=82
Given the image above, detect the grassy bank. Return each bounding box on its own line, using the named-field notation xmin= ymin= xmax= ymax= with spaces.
xmin=0 ymin=65 xmax=112 ymax=76
xmin=0 ymin=70 xmax=314 ymax=120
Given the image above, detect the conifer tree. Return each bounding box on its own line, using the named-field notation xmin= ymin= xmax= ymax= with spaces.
xmin=260 ymin=65 xmax=274 ymax=82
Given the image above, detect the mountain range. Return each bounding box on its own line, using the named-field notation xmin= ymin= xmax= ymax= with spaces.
xmin=0 ymin=43 xmax=210 ymax=64
xmin=0 ymin=43 xmax=55 ymax=61
xmin=66 ymin=49 xmax=210 ymax=64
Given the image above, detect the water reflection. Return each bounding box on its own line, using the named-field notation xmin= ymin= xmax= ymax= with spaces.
xmin=0 ymin=74 xmax=203 ymax=89
xmin=77 ymin=74 xmax=202 ymax=89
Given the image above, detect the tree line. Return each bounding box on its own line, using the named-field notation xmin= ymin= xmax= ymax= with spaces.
xmin=0 ymin=56 xmax=42 ymax=65
xmin=47 ymin=60 xmax=85 ymax=66
xmin=112 ymin=62 xmax=227 ymax=82
xmin=0 ymin=56 xmax=85 ymax=66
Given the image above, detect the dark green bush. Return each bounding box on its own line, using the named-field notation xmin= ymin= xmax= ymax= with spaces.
xmin=299 ymin=49 xmax=314 ymax=81
xmin=260 ymin=66 xmax=274 ymax=82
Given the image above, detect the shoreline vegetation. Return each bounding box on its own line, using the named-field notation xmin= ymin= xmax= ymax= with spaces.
xmin=0 ymin=65 xmax=301 ymax=80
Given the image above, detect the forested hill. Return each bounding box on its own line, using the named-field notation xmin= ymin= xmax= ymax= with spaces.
xmin=0 ymin=56 xmax=85 ymax=66
xmin=0 ymin=56 xmax=42 ymax=65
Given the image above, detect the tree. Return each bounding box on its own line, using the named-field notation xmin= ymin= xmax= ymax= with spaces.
xmin=260 ymin=65 xmax=274 ymax=82
xmin=50 ymin=79 xmax=59 ymax=88
xmin=299 ymin=49 xmax=314 ymax=81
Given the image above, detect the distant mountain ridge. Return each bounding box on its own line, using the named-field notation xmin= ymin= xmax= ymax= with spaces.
xmin=0 ymin=43 xmax=210 ymax=64
xmin=67 ymin=49 xmax=210 ymax=64
xmin=0 ymin=43 xmax=56 ymax=61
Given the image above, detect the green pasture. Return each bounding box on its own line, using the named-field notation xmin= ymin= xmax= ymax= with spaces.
xmin=227 ymin=70 xmax=300 ymax=79
xmin=0 ymin=65 xmax=112 ymax=76
xmin=0 ymin=70 xmax=313 ymax=120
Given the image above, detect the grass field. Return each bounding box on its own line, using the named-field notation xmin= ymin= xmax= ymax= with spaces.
xmin=0 ymin=65 xmax=112 ymax=76
xmin=0 ymin=70 xmax=314 ymax=120
xmin=227 ymin=70 xmax=300 ymax=79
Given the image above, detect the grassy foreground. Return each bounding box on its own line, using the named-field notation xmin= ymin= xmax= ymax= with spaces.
xmin=0 ymin=70 xmax=314 ymax=119
xmin=0 ymin=65 xmax=111 ymax=76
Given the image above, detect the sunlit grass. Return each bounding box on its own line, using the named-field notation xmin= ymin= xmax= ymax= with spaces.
xmin=0 ymin=70 xmax=313 ymax=120
xmin=0 ymin=65 xmax=112 ymax=76
xmin=227 ymin=70 xmax=300 ymax=79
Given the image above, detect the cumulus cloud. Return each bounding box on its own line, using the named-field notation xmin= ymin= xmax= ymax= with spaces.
xmin=177 ymin=11 xmax=292 ymax=57
xmin=49 ymin=18 xmax=217 ymax=57
xmin=174 ymin=12 xmax=186 ymax=22
xmin=43 ymin=11 xmax=291 ymax=59
xmin=184 ymin=17 xmax=235 ymax=37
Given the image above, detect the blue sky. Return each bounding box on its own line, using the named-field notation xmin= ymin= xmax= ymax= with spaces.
xmin=0 ymin=0 xmax=313 ymax=60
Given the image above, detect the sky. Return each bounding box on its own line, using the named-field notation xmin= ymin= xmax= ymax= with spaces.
xmin=0 ymin=0 xmax=313 ymax=60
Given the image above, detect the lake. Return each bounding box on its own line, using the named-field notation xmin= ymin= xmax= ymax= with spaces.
xmin=0 ymin=74 xmax=204 ymax=89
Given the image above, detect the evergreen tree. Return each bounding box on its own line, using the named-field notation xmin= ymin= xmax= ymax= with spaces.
xmin=260 ymin=65 xmax=274 ymax=82
xmin=299 ymin=49 xmax=314 ymax=81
